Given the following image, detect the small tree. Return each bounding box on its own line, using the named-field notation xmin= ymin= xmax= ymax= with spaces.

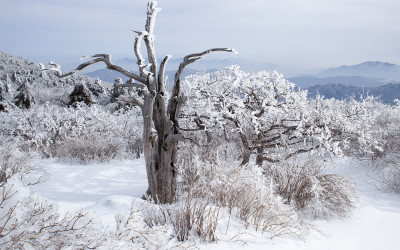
xmin=44 ymin=1 xmax=235 ymax=203
xmin=181 ymin=66 xmax=374 ymax=166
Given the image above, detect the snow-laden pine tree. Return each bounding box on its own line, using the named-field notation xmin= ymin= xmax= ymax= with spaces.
xmin=44 ymin=1 xmax=235 ymax=203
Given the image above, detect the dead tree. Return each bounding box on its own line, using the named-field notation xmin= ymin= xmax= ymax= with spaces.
xmin=45 ymin=1 xmax=235 ymax=203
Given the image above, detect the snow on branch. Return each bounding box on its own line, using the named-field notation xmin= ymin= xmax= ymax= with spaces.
xmin=173 ymin=48 xmax=237 ymax=98
xmin=158 ymin=55 xmax=171 ymax=95
xmin=116 ymin=95 xmax=145 ymax=110
xmin=146 ymin=1 xmax=161 ymax=35
xmin=43 ymin=54 xmax=146 ymax=84
xmin=133 ymin=31 xmax=151 ymax=77
xmin=143 ymin=1 xmax=160 ymax=78
xmin=115 ymin=79 xmax=146 ymax=89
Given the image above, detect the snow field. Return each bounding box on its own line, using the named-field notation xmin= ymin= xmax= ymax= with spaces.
xmin=31 ymin=157 xmax=400 ymax=249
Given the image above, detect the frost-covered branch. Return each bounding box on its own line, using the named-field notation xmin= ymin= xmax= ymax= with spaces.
xmin=44 ymin=54 xmax=146 ymax=83
xmin=158 ymin=55 xmax=170 ymax=95
xmin=143 ymin=1 xmax=160 ymax=78
xmin=173 ymin=48 xmax=236 ymax=98
xmin=116 ymin=95 xmax=145 ymax=110
xmin=133 ymin=31 xmax=151 ymax=78
xmin=115 ymin=79 xmax=146 ymax=89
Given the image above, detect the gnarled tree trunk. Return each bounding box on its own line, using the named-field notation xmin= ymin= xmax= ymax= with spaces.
xmin=46 ymin=1 xmax=235 ymax=203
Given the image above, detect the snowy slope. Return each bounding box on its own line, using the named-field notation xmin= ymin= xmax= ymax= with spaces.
xmin=32 ymin=157 xmax=400 ymax=249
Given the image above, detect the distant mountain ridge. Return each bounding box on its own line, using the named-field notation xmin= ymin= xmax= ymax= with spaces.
xmin=316 ymin=61 xmax=400 ymax=80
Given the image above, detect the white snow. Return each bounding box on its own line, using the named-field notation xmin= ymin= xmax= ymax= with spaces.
xmin=33 ymin=157 xmax=400 ymax=249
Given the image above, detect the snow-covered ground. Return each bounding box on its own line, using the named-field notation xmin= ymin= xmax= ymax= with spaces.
xmin=33 ymin=157 xmax=400 ymax=249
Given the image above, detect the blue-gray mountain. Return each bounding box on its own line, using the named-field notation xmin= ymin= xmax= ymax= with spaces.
xmin=288 ymin=61 xmax=400 ymax=104
xmin=316 ymin=61 xmax=400 ymax=80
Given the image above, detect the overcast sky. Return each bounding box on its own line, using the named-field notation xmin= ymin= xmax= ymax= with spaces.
xmin=1 ymin=0 xmax=399 ymax=74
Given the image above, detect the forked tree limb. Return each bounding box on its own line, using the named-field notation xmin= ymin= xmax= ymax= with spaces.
xmin=158 ymin=55 xmax=170 ymax=95
xmin=143 ymin=1 xmax=159 ymax=78
xmin=115 ymin=79 xmax=146 ymax=89
xmin=172 ymin=48 xmax=237 ymax=98
xmin=45 ymin=54 xmax=146 ymax=84
xmin=116 ymin=95 xmax=144 ymax=110
xmin=133 ymin=31 xmax=150 ymax=78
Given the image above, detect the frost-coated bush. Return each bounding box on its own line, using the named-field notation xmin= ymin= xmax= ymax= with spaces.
xmin=0 ymin=159 xmax=107 ymax=249
xmin=0 ymin=103 xmax=143 ymax=162
xmin=368 ymin=101 xmax=400 ymax=193
xmin=181 ymin=66 xmax=376 ymax=166
xmin=266 ymin=159 xmax=357 ymax=218
xmin=142 ymin=192 xmax=220 ymax=242
xmin=115 ymin=202 xmax=175 ymax=249
xmin=352 ymin=100 xmax=400 ymax=193
xmin=0 ymin=142 xmax=46 ymax=186
xmin=371 ymin=158 xmax=400 ymax=193
xmin=0 ymin=178 xmax=107 ymax=249
xmin=177 ymin=144 xmax=308 ymax=238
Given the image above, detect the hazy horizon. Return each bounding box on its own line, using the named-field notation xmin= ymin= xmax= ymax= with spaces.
xmin=1 ymin=0 xmax=399 ymax=76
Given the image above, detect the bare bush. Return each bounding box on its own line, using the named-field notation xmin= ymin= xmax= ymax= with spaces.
xmin=266 ymin=158 xmax=357 ymax=218
xmin=352 ymin=100 xmax=400 ymax=194
xmin=55 ymin=132 xmax=124 ymax=163
xmin=177 ymin=144 xmax=308 ymax=238
xmin=142 ymin=192 xmax=220 ymax=242
xmin=0 ymin=175 xmax=107 ymax=249
xmin=0 ymin=142 xmax=46 ymax=186
xmin=0 ymin=103 xmax=143 ymax=163
xmin=370 ymin=157 xmax=400 ymax=193
xmin=0 ymin=141 xmax=109 ymax=248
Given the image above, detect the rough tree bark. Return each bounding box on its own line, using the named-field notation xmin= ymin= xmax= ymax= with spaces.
xmin=45 ymin=1 xmax=235 ymax=203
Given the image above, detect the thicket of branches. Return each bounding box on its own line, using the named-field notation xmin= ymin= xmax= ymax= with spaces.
xmin=0 ymin=103 xmax=143 ymax=163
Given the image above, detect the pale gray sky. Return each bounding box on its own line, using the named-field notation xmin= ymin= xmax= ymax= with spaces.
xmin=1 ymin=0 xmax=399 ymax=74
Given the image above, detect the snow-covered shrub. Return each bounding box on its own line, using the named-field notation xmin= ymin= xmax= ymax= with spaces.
xmin=0 ymin=175 xmax=107 ymax=249
xmin=266 ymin=158 xmax=357 ymax=218
xmin=0 ymin=142 xmax=46 ymax=186
xmin=0 ymin=103 xmax=143 ymax=163
xmin=341 ymin=98 xmax=400 ymax=193
xmin=142 ymin=192 xmax=220 ymax=242
xmin=0 ymin=143 xmax=108 ymax=249
xmin=115 ymin=201 xmax=176 ymax=248
xmin=371 ymin=159 xmax=400 ymax=193
xmin=171 ymin=195 xmax=219 ymax=242
xmin=177 ymin=144 xmax=307 ymax=238
xmin=365 ymin=100 xmax=400 ymax=193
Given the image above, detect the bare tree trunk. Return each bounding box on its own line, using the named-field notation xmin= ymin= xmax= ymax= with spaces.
xmin=45 ymin=1 xmax=235 ymax=204
xmin=240 ymin=132 xmax=251 ymax=166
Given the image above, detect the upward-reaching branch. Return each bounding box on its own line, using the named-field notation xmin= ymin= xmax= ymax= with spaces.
xmin=172 ymin=48 xmax=237 ymax=98
xmin=166 ymin=48 xmax=237 ymax=133
xmin=143 ymin=1 xmax=160 ymax=78
xmin=158 ymin=55 xmax=171 ymax=95
xmin=134 ymin=31 xmax=151 ymax=78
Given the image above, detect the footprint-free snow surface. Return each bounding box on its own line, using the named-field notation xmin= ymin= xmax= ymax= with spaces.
xmin=33 ymin=157 xmax=400 ymax=249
